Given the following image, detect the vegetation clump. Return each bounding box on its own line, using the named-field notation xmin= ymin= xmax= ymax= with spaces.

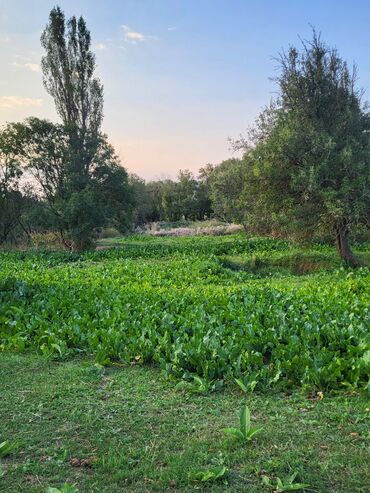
xmin=1 ymin=235 xmax=368 ymax=392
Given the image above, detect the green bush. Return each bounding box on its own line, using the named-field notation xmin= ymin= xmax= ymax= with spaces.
xmin=98 ymin=227 xmax=120 ymax=239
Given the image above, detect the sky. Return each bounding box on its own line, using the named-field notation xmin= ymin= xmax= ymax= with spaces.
xmin=1 ymin=0 xmax=370 ymax=180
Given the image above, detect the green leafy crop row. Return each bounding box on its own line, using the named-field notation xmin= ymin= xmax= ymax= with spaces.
xmin=1 ymin=235 xmax=369 ymax=391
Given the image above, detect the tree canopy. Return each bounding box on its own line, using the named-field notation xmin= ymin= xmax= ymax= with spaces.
xmin=227 ymin=31 xmax=370 ymax=264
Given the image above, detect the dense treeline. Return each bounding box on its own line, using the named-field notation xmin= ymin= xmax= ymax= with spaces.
xmin=0 ymin=6 xmax=369 ymax=263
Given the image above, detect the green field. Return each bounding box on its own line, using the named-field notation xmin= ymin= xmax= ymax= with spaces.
xmin=1 ymin=234 xmax=369 ymax=492
xmin=1 ymin=235 xmax=369 ymax=391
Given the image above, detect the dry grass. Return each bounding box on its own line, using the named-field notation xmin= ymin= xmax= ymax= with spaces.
xmin=147 ymin=223 xmax=244 ymax=237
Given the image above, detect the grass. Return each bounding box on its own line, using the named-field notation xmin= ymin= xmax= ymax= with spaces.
xmin=221 ymin=250 xmax=370 ymax=277
xmin=1 ymin=353 xmax=369 ymax=493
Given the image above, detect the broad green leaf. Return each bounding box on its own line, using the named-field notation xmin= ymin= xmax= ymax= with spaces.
xmin=222 ymin=427 xmax=245 ymax=441
xmin=246 ymin=426 xmax=263 ymax=440
xmin=235 ymin=378 xmax=247 ymax=393
xmin=240 ymin=405 xmax=251 ymax=436
xmin=261 ymin=475 xmax=271 ymax=486
xmin=282 ymin=483 xmax=310 ymax=491
xmin=276 ymin=477 xmax=285 ymax=489
xmin=193 ymin=466 xmax=227 ymax=482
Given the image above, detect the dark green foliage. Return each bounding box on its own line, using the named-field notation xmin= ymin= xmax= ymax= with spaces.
xmin=0 ymin=124 xmax=25 ymax=244
xmin=200 ymin=31 xmax=370 ymax=263
xmin=199 ymin=160 xmax=248 ymax=227
xmin=129 ymin=174 xmax=160 ymax=225
xmin=15 ymin=118 xmax=134 ymax=249
xmin=234 ymin=31 xmax=370 ymax=263
xmin=0 ymin=6 xmax=133 ymax=248
xmin=129 ymin=170 xmax=212 ymax=227
xmin=156 ymin=171 xmax=212 ymax=223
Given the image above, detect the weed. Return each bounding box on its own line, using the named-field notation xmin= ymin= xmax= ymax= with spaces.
xmin=261 ymin=472 xmax=310 ymax=491
xmin=192 ymin=466 xmax=228 ymax=482
xmin=223 ymin=405 xmax=263 ymax=442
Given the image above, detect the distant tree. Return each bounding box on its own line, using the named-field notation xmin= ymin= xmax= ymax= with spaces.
xmin=161 ymin=179 xmax=181 ymax=221
xmin=176 ymin=170 xmax=204 ymax=220
xmin=156 ymin=170 xmax=212 ymax=222
xmin=202 ymin=159 xmax=248 ymax=228
xmin=19 ymin=188 xmax=54 ymax=236
xmin=237 ymin=31 xmax=370 ymax=264
xmin=146 ymin=180 xmax=166 ymax=222
xmin=195 ymin=177 xmax=213 ymax=220
xmin=0 ymin=124 xmax=25 ymax=244
xmin=129 ymin=175 xmax=164 ymax=226
xmin=92 ymin=144 xmax=135 ymax=234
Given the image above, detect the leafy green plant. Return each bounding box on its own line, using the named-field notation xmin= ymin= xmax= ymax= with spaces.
xmin=223 ymin=405 xmax=263 ymax=442
xmin=262 ymin=472 xmax=310 ymax=491
xmin=175 ymin=375 xmax=222 ymax=393
xmin=235 ymin=376 xmax=258 ymax=393
xmin=0 ymin=441 xmax=18 ymax=458
xmin=1 ymin=234 xmax=369 ymax=392
xmin=192 ymin=466 xmax=228 ymax=482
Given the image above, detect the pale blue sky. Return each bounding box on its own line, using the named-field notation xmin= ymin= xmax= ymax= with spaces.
xmin=1 ymin=0 xmax=369 ymax=179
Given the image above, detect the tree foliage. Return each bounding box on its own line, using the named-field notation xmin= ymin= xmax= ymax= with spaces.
xmin=41 ymin=6 xmax=103 ymax=136
xmin=36 ymin=6 xmax=132 ymax=249
xmin=16 ymin=118 xmax=134 ymax=248
xmin=129 ymin=171 xmax=212 ymax=226
xmin=199 ymin=159 xmax=248 ymax=228
xmin=231 ymin=31 xmax=369 ymax=263
xmin=0 ymin=125 xmax=25 ymax=244
xmin=1 ymin=18 xmax=368 ymax=260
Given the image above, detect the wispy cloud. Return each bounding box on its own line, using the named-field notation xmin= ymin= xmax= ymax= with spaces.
xmin=24 ymin=63 xmax=40 ymax=72
xmin=122 ymin=25 xmax=158 ymax=44
xmin=95 ymin=43 xmax=107 ymax=50
xmin=0 ymin=96 xmax=43 ymax=109
xmin=9 ymin=57 xmax=40 ymax=72
xmin=167 ymin=26 xmax=177 ymax=31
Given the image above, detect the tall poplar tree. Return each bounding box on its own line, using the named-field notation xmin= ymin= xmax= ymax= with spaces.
xmin=40 ymin=6 xmax=103 ymax=249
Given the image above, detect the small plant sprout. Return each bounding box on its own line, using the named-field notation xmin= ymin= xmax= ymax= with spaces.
xmin=261 ymin=472 xmax=310 ymax=491
xmin=192 ymin=465 xmax=228 ymax=482
xmin=223 ymin=404 xmax=263 ymax=442
xmin=175 ymin=375 xmax=222 ymax=394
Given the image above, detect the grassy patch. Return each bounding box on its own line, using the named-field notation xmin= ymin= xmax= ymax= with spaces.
xmin=221 ymin=252 xmax=338 ymax=277
xmin=221 ymin=248 xmax=369 ymax=278
xmin=1 ymin=354 xmax=369 ymax=493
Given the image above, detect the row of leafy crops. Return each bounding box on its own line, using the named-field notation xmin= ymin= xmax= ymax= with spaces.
xmin=1 ymin=234 xmax=369 ymax=391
